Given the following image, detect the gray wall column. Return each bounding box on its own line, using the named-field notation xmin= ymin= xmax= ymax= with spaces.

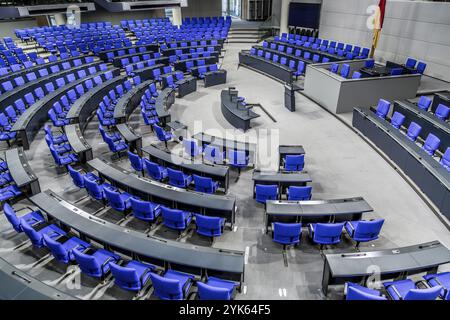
xmin=279 ymin=0 xmax=291 ymax=35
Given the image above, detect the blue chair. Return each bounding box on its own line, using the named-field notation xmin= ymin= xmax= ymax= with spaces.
xmin=104 ymin=187 xmax=132 ymax=213
xmin=43 ymin=233 xmax=90 ymax=264
xmin=340 ymin=64 xmax=350 ymax=78
xmin=21 ymin=219 xmax=65 ymax=248
xmin=255 ymin=184 xmax=278 ymax=204
xmin=375 ymin=99 xmax=390 ymax=119
xmin=110 ymin=260 xmax=155 ymax=292
xmin=330 ymin=63 xmax=339 ymax=73
xmin=182 ymin=139 xmax=201 ymax=158
xmin=149 ymin=269 xmax=194 ymax=300
xmin=272 ymin=222 xmax=302 ymax=250
xmin=423 ymin=272 xmax=450 ymax=300
xmin=345 ymin=282 xmax=386 ymax=300
xmin=422 ymin=133 xmax=440 ymax=156
xmin=197 ymin=277 xmax=238 ymax=300
xmin=84 ymin=176 xmax=110 ymax=201
xmin=308 ymin=222 xmax=345 ymax=250
xmin=153 ymin=124 xmax=173 ymax=148
xmin=405 ymin=57 xmax=417 ymax=69
xmin=0 ymin=185 xmax=21 ymax=202
xmin=406 ymin=122 xmax=422 ymax=141
xmin=73 ymin=248 xmax=120 ymax=280
xmin=364 ymin=59 xmax=375 ymax=69
xmin=284 ymin=154 xmax=304 ymax=171
xmin=344 ymin=219 xmax=384 ymax=248
xmin=3 ymin=203 xmax=44 ymax=233
xmin=167 ymin=168 xmax=192 ymax=188
xmin=383 ymin=279 xmax=441 ymax=300
xmin=435 ymin=104 xmax=450 ymax=121
xmin=352 ymin=71 xmax=362 ymax=79
xmin=143 ymin=158 xmax=167 ymax=181
xmin=415 ymin=61 xmax=427 ymax=74
xmin=390 ymin=111 xmax=405 ymax=129
xmin=417 ymin=96 xmax=432 ymax=111
xmin=287 ymin=186 xmax=312 ymax=201
xmin=227 ymin=149 xmax=249 ymax=175
xmin=68 ymin=165 xmax=99 ymax=189
xmin=204 ymin=145 xmax=225 ymax=164
xmin=195 ymin=214 xmax=225 ymax=240
xmin=161 ymin=206 xmax=193 ymax=235
xmin=193 ymin=175 xmax=219 ymax=194
xmin=129 ymin=197 xmax=161 ymax=225
xmin=440 ymin=147 xmax=450 ymax=171
xmin=390 ymin=68 xmax=403 ymax=76
xmin=127 ymin=151 xmax=144 ymax=175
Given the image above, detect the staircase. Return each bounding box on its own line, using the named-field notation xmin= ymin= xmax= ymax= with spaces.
xmin=226 ymin=27 xmax=269 ymax=44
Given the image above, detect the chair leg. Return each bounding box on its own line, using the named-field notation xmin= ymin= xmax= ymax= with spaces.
xmin=282 ymin=244 xmax=288 ymax=267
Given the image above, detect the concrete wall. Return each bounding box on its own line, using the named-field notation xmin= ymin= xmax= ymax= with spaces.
xmin=81 ymin=6 xmax=165 ymax=25
xmin=319 ymin=0 xmax=450 ymax=82
xmin=181 ymin=0 xmax=222 ymax=17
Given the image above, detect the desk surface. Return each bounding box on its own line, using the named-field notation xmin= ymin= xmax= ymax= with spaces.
xmin=0 ymin=257 xmax=76 ymax=300
xmin=221 ymin=90 xmax=260 ymax=121
xmin=252 ymin=170 xmax=312 ymax=184
xmin=65 ymin=124 xmax=91 ymax=153
xmin=87 ymin=158 xmax=236 ymax=213
xmin=325 ymin=241 xmax=450 ymax=277
xmin=142 ymin=144 xmax=229 ymax=178
xmin=5 ymin=147 xmax=38 ymax=187
xmin=279 ymin=145 xmax=305 ymax=155
xmin=266 ymin=197 xmax=373 ymax=216
xmin=30 ymin=191 xmax=244 ymax=274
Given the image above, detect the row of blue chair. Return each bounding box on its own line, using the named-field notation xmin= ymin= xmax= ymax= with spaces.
xmin=140 ymin=82 xmax=160 ymax=127
xmin=262 ymin=42 xmax=333 ymax=63
xmin=119 ymin=52 xmax=162 ymax=68
xmin=272 ymin=219 xmax=384 ymax=250
xmin=345 ymin=273 xmax=449 ymax=300
xmin=250 ymin=48 xmax=306 ymax=79
xmin=375 ymin=98 xmax=449 ymax=169
xmin=0 ymin=160 xmax=21 ymax=203
xmin=105 ymin=46 xmax=149 ymax=62
xmin=4 ymin=202 xmax=237 ymax=300
xmin=415 ymin=95 xmax=449 ymax=121
xmin=256 ymin=185 xmax=312 ymax=203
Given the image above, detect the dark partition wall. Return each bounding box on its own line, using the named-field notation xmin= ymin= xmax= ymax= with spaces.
xmin=288 ymin=3 xmax=321 ymax=29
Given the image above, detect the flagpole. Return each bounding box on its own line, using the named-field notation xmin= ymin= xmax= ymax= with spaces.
xmin=370 ymin=29 xmax=380 ymax=58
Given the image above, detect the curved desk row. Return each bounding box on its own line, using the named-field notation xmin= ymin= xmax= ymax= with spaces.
xmin=112 ymin=50 xmax=155 ymax=67
xmin=66 ymin=74 xmax=127 ymax=130
xmin=252 ymin=170 xmax=312 ymax=198
xmin=353 ymin=107 xmax=450 ymax=220
xmin=0 ymin=61 xmax=102 ymax=113
xmin=132 ymin=63 xmax=166 ymax=81
xmin=221 ymin=89 xmax=260 ymax=132
xmin=11 ymin=68 xmax=121 ymax=150
xmin=253 ymin=45 xmax=311 ymax=68
xmin=0 ymin=257 xmax=76 ymax=300
xmin=87 ymin=157 xmax=237 ymax=225
xmin=192 ymin=132 xmax=257 ymax=166
xmin=98 ymin=44 xmax=159 ymax=61
xmin=161 ymin=44 xmax=222 ymax=56
xmin=265 ymin=197 xmax=373 ymax=233
xmin=161 ymin=74 xmax=198 ymax=97
xmin=155 ymin=87 xmax=175 ymax=126
xmin=174 ymin=56 xmax=219 ymax=72
xmin=0 ymin=54 xmax=92 ymax=86
xmin=322 ymin=240 xmax=450 ymax=295
xmin=5 ymin=147 xmax=40 ymax=196
xmin=64 ymin=124 xmax=93 ymax=163
xmin=239 ymin=51 xmax=294 ymax=85
xmin=142 ymin=144 xmax=230 ymax=192
xmin=30 ymin=190 xmax=245 ymax=288
xmin=267 ymin=39 xmax=346 ymax=62
xmin=113 ymin=79 xmax=154 ymax=123
xmin=393 ymin=100 xmax=450 ymax=154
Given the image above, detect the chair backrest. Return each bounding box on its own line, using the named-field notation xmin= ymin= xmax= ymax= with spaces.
xmin=68 ymin=165 xmax=85 ymax=188
xmin=390 ymin=111 xmax=405 ymax=129
xmin=3 ymin=203 xmax=22 ymax=232
xmin=390 ymin=68 xmax=403 ymax=75
xmin=422 ymin=133 xmax=440 ymax=155
xmin=130 ymin=197 xmax=157 ymax=220
xmin=197 ymin=282 xmax=231 ymax=300
xmin=403 ymin=286 xmax=442 ymax=300
xmin=353 ymin=219 xmax=384 ymax=241
xmin=42 ymin=233 xmax=70 ymax=263
xmin=109 ymin=262 xmax=141 ymax=290
xmin=167 ymin=168 xmax=187 ymax=187
xmin=313 ymin=223 xmax=344 ymax=244
xmin=440 ymin=147 xmax=450 ymax=168
xmin=144 ymin=159 xmax=165 ymax=180
xmin=330 ymin=63 xmax=339 ymax=73
xmin=255 ymin=184 xmax=278 ymax=203
xmin=288 ymin=186 xmax=312 ymax=201
xmin=21 ymin=219 xmax=44 ymax=247
xmin=84 ymin=177 xmax=104 ymax=199
xmin=416 ymin=61 xmax=427 ymax=74
xmin=273 ymin=222 xmax=302 ymax=245
xmin=405 ymin=57 xmax=417 ymax=69
xmin=340 ymin=64 xmax=350 ymax=78
xmin=347 ymin=286 xmax=386 ymax=300
xmin=284 ymin=154 xmax=304 ymax=171
xmin=127 ymin=151 xmax=142 ymax=172
xmin=161 ymin=206 xmax=187 ymax=226
xmin=149 ymin=272 xmax=183 ymax=300
xmin=435 ymin=104 xmax=450 ymax=121
xmin=375 ymin=99 xmax=390 ymax=119
xmin=193 ymin=175 xmax=215 ymax=193
xmin=364 ymin=59 xmax=375 ymax=68
xmin=352 ymin=71 xmax=362 ymax=79
xmin=195 ymin=214 xmax=223 ymax=234
xmin=406 ymin=121 xmax=422 ymax=141
xmin=72 ymin=250 xmax=101 ymax=277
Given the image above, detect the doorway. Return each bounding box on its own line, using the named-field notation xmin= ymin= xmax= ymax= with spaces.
xmin=222 ymin=0 xmax=241 ymax=18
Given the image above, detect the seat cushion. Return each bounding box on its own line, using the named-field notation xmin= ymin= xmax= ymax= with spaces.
xmin=164 ymin=269 xmax=194 ymax=294
xmin=384 ymin=279 xmax=415 ymax=300
xmin=207 ymin=276 xmax=236 ymax=294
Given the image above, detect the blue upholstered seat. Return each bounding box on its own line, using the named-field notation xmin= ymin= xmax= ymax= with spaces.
xmin=344 ymin=219 xmax=384 ymax=247
xmin=161 ymin=206 xmax=193 ymax=232
xmin=73 ymin=248 xmax=120 ymax=280
xmin=149 ymin=269 xmax=194 ymax=300
xmin=272 ymin=222 xmax=302 ymax=247
xmin=375 ymin=99 xmax=390 ymax=119
xmin=255 ymin=184 xmax=278 ymax=203
xmin=284 ymin=154 xmax=304 ymax=171
xmin=143 ymin=158 xmax=168 ymax=181
xmin=195 ymin=214 xmax=225 ymax=239
xmin=3 ymin=203 xmax=44 ymax=233
xmin=197 ymin=277 xmax=238 ymax=300
xmin=43 ymin=233 xmax=90 ymax=264
xmin=308 ymin=222 xmax=345 ymax=248
xmin=287 ymin=186 xmax=312 ymax=200
xmin=110 ymin=260 xmax=155 ymax=292
xmin=130 ymin=197 xmax=161 ymax=223
xmin=383 ymin=279 xmax=441 ymax=300
xmin=193 ymin=175 xmax=219 ymax=194
xmin=345 ymin=282 xmax=386 ymax=300
xmin=167 ymin=168 xmax=192 ymax=188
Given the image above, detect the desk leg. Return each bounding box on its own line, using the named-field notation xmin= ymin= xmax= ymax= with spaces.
xmin=321 ymin=260 xmax=331 ymax=296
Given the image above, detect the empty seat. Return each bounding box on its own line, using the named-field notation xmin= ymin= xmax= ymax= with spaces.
xmin=406 ymin=121 xmax=422 ymax=141
xmin=197 ymin=277 xmax=238 ymax=300
xmin=284 ymin=154 xmax=304 ymax=171
xmin=405 ymin=57 xmax=417 ymax=69
xmin=423 ymin=272 xmax=450 ymax=300
xmin=43 ymin=233 xmax=90 ymax=264
xmin=104 ymin=187 xmax=132 ymax=213
xmin=383 ymin=279 xmax=441 ymax=300
xmin=127 ymin=151 xmax=143 ymax=174
xmin=21 ymin=219 xmax=65 ymax=248
xmin=255 ymin=184 xmax=278 ymax=204
xmin=375 ymin=99 xmax=390 ymax=119
xmin=110 ymin=260 xmax=155 ymax=292
xmin=440 ymin=147 xmax=450 ymax=171
xmin=73 ymin=248 xmax=120 ymax=280
xmin=3 ymin=203 xmax=44 ymax=233
xmin=149 ymin=269 xmax=194 ymax=300
xmin=272 ymin=222 xmax=302 ymax=249
xmin=390 ymin=111 xmax=405 ymax=129
xmin=308 ymin=222 xmax=345 ymax=249
xmin=422 ymin=133 xmax=440 ymax=156
xmin=143 ymin=159 xmax=168 ymax=181
xmin=340 ymin=64 xmax=350 ymax=78
xmin=417 ymin=96 xmax=432 ymax=111
xmin=344 ymin=219 xmax=384 ymax=247
xmin=345 ymin=282 xmax=386 ymax=300
xmin=167 ymin=168 xmax=192 ymax=188
xmin=129 ymin=197 xmax=161 ymax=224
xmin=195 ymin=214 xmax=225 ymax=240
xmin=287 ymin=186 xmax=312 ymax=201
xmin=161 ymin=206 xmax=193 ymax=234
xmin=193 ymin=175 xmax=219 ymax=194
xmin=435 ymin=104 xmax=450 ymax=121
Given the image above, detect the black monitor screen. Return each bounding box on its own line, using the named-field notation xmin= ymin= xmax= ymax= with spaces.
xmin=288 ymin=3 xmax=321 ymax=29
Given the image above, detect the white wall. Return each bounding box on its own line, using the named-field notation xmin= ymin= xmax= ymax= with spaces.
xmin=319 ymin=0 xmax=450 ymax=81
xmin=0 ymin=18 xmax=38 ymax=38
